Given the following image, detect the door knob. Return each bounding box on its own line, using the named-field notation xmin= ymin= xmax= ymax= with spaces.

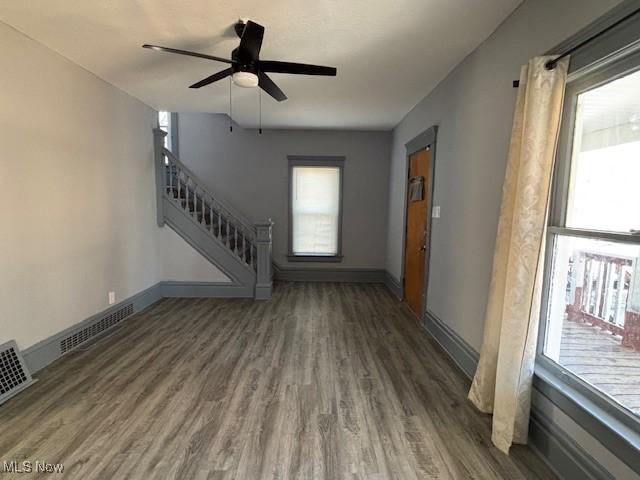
xmin=420 ymin=245 xmax=426 ymax=252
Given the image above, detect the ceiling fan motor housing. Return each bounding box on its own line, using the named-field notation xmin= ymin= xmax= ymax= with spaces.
xmin=231 ymin=47 xmax=257 ymax=72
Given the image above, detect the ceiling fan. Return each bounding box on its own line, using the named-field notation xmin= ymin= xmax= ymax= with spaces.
xmin=142 ymin=19 xmax=337 ymax=102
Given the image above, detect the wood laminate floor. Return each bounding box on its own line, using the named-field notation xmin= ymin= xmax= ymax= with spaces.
xmin=1 ymin=282 xmax=556 ymax=479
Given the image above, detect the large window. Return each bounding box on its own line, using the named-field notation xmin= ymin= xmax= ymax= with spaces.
xmin=288 ymin=156 xmax=344 ymax=261
xmin=540 ymin=59 xmax=640 ymax=421
xmin=158 ymin=111 xmax=178 ymax=154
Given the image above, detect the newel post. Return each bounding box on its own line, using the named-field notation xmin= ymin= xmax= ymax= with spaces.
xmin=254 ymin=219 xmax=274 ymax=300
xmin=153 ymin=128 xmax=167 ymax=227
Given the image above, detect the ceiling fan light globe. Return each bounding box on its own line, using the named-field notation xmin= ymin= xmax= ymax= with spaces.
xmin=232 ymin=71 xmax=259 ymax=88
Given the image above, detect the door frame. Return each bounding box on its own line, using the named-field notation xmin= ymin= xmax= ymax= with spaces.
xmin=400 ymin=125 xmax=438 ymax=318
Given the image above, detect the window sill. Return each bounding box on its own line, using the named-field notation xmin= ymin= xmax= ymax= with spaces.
xmin=287 ymin=254 xmax=343 ymax=263
xmin=533 ymin=361 xmax=640 ymax=474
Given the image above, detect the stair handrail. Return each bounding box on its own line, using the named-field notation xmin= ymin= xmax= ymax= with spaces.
xmin=160 ymin=145 xmax=256 ymax=239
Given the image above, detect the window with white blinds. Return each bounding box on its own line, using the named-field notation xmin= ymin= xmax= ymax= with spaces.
xmin=158 ymin=111 xmax=178 ymax=155
xmin=290 ymin=163 xmax=343 ymax=257
xmin=158 ymin=111 xmax=172 ymax=149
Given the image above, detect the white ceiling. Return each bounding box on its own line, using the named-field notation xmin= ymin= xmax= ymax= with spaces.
xmin=0 ymin=0 xmax=522 ymax=129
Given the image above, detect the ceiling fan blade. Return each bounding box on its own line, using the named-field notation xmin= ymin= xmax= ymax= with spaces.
xmin=142 ymin=44 xmax=232 ymax=64
xmin=189 ymin=68 xmax=233 ymax=89
xmin=258 ymin=72 xmax=287 ymax=102
xmin=238 ymin=21 xmax=265 ymax=61
xmin=259 ymin=60 xmax=336 ymax=76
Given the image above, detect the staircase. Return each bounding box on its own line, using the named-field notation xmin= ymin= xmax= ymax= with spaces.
xmin=153 ymin=129 xmax=273 ymax=299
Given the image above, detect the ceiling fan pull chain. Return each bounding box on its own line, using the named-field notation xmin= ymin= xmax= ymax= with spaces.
xmin=259 ymin=88 xmax=262 ymax=135
xmin=229 ymin=75 xmax=233 ymax=132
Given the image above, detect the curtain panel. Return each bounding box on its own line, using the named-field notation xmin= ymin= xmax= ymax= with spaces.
xmin=468 ymin=56 xmax=569 ymax=454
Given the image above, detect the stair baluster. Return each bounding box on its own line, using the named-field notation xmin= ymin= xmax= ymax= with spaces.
xmin=191 ymin=183 xmax=197 ymax=220
xmin=234 ymin=226 xmax=238 ymax=256
xmin=194 ymin=185 xmax=199 ymax=220
xmin=209 ymin=202 xmax=214 ymax=234
xmin=183 ymin=176 xmax=189 ymax=212
xmin=177 ymin=167 xmax=182 ymax=201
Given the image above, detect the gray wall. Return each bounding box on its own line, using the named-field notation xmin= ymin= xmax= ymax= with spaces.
xmin=177 ymin=113 xmax=392 ymax=270
xmin=0 ymin=21 xmax=228 ymax=352
xmin=385 ymin=0 xmax=623 ymax=350
xmin=384 ymin=0 xmax=639 ymax=478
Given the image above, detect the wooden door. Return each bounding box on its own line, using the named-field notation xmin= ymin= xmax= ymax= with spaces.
xmin=403 ymin=148 xmax=432 ymax=318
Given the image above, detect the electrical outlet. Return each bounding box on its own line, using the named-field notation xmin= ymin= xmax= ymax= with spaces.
xmin=432 ymin=206 xmax=441 ymax=218
xmin=108 ymin=291 xmax=116 ymax=305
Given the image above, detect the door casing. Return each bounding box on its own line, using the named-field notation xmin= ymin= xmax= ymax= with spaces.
xmin=400 ymin=126 xmax=438 ymax=319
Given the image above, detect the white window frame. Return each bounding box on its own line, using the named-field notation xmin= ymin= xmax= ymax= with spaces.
xmin=287 ymin=156 xmax=345 ymax=262
xmin=535 ymin=5 xmax=640 ymax=473
xmin=158 ymin=111 xmax=179 ymax=155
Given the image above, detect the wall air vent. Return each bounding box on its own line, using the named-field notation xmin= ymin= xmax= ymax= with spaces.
xmin=59 ymin=303 xmax=133 ymax=354
xmin=0 ymin=340 xmax=36 ymax=405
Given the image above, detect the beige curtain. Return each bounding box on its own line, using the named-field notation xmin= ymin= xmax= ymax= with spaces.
xmin=468 ymin=56 xmax=569 ymax=454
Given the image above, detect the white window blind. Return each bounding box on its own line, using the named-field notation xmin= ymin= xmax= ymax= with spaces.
xmin=291 ymin=166 xmax=341 ymax=255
